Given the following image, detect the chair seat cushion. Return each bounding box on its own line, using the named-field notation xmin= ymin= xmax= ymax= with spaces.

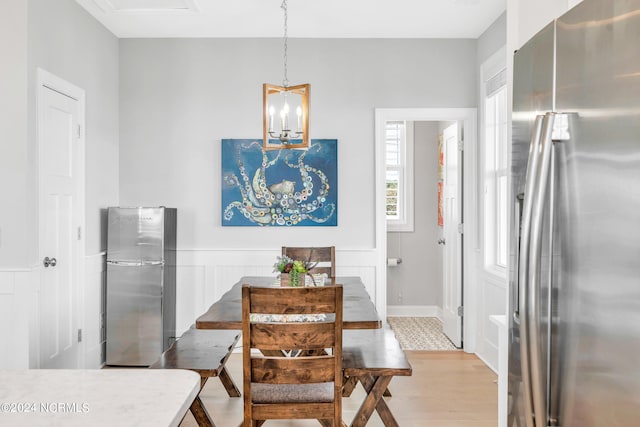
xmin=251 ymin=382 xmax=334 ymax=404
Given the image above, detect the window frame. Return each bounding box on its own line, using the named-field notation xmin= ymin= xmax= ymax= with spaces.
xmin=386 ymin=120 xmax=414 ymax=232
xmin=481 ymin=47 xmax=508 ymax=276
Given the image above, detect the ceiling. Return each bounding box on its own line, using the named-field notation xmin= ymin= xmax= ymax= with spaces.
xmin=74 ymin=0 xmax=506 ymax=39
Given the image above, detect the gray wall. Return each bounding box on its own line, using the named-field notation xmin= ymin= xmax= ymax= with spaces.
xmin=387 ymin=121 xmax=443 ymax=307
xmin=119 ymin=38 xmax=477 ymax=250
xmin=26 ymin=0 xmax=120 ymax=260
xmin=478 ymin=12 xmax=507 ymax=65
xmin=0 ymin=1 xmax=28 ymax=267
xmin=0 ymin=0 xmax=120 ymax=267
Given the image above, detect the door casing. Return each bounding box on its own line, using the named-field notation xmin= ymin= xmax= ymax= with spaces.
xmin=374 ymin=108 xmax=477 ymax=352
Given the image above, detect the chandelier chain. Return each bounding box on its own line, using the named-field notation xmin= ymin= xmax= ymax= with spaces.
xmin=281 ymin=0 xmax=289 ymax=88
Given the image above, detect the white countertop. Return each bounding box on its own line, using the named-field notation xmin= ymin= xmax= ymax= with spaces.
xmin=0 ymin=369 xmax=200 ymax=426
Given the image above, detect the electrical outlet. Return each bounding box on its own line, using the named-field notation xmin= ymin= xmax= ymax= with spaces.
xmin=397 ymin=292 xmax=403 ymax=304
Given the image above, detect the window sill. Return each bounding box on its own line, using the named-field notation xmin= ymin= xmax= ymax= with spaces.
xmin=483 ymin=264 xmax=507 ymax=284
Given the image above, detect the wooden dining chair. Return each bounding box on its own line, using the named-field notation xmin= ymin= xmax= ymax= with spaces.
xmin=281 ymin=246 xmax=336 ymax=278
xmin=242 ymin=284 xmax=343 ymax=427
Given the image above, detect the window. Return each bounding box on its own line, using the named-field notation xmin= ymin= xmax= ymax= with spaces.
xmin=483 ymin=65 xmax=508 ymax=271
xmin=386 ymin=121 xmax=414 ymax=232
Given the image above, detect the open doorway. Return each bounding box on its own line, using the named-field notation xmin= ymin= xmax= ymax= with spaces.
xmin=374 ymin=108 xmax=477 ymax=352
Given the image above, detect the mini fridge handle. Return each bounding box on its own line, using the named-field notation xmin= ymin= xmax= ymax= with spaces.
xmin=106 ymin=260 xmax=164 ymax=266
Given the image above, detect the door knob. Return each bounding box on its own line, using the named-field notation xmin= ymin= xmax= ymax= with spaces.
xmin=43 ymin=257 xmax=57 ymax=268
xmin=438 ymin=239 xmax=446 ymax=245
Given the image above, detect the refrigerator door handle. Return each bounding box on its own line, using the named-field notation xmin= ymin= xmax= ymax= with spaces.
xmin=527 ymin=112 xmax=556 ymax=427
xmin=518 ymin=114 xmax=545 ymax=427
xmin=106 ymin=260 xmax=142 ymax=267
xmin=513 ymin=192 xmax=524 ymax=325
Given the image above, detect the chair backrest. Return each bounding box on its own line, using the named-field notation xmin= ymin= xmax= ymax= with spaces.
xmin=242 ymin=284 xmax=343 ymax=425
xmin=282 ymin=246 xmax=336 ymax=278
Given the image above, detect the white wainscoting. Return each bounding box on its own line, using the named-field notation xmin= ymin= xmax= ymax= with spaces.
xmin=0 ymin=253 xmax=106 ymax=370
xmin=176 ymin=248 xmax=379 ymax=336
xmin=2 ymin=249 xmax=379 ymax=369
xmin=474 ymin=271 xmax=507 ymax=373
xmin=83 ymin=252 xmax=106 ymax=368
xmin=0 ymin=268 xmax=38 ymax=369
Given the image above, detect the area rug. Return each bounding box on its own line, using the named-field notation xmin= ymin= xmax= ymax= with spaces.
xmin=387 ymin=317 xmax=458 ymax=351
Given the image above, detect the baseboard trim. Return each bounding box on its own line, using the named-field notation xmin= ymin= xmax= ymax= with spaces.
xmin=387 ymin=305 xmax=442 ymax=319
xmin=476 ymin=351 xmax=498 ymax=374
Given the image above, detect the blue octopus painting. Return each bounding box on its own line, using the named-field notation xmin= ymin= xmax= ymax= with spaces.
xmin=221 ymin=139 xmax=337 ymax=226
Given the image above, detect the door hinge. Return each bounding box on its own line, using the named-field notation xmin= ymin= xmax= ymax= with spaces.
xmin=457 ymin=306 xmax=464 ymax=317
xmin=77 ymin=329 xmax=83 ymax=343
xmin=458 ymin=223 xmax=464 ymax=234
xmin=77 ymin=226 xmax=82 ymax=240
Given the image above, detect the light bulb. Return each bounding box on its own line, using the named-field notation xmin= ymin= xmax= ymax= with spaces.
xmin=282 ymin=103 xmax=290 ymax=131
xmin=268 ymin=105 xmax=275 ymax=132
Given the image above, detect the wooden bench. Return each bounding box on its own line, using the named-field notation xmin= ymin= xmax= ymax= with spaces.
xmin=149 ymin=328 xmax=241 ymax=427
xmin=341 ymin=326 xmax=412 ymax=427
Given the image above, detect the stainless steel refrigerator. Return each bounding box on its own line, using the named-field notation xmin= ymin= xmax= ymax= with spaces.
xmin=106 ymin=207 xmax=177 ymax=366
xmin=509 ymin=0 xmax=640 ymax=425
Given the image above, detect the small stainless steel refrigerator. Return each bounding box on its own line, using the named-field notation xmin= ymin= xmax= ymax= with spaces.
xmin=105 ymin=207 xmax=177 ymax=366
xmin=509 ymin=0 xmax=640 ymax=425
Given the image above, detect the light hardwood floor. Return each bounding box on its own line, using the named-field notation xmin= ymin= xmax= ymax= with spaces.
xmin=179 ymin=351 xmax=498 ymax=427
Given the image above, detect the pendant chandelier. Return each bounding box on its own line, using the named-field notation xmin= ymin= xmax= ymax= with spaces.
xmin=263 ymin=0 xmax=310 ymax=150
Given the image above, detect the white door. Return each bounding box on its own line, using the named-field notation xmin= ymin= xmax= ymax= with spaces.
xmin=442 ymin=122 xmax=463 ymax=348
xmin=38 ymin=72 xmax=84 ymax=369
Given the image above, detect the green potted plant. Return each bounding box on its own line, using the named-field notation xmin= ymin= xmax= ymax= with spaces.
xmin=273 ymin=255 xmax=318 ymax=287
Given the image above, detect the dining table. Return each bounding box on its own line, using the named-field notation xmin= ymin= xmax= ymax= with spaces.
xmin=196 ymin=276 xmax=382 ymax=330
xmin=194 ymin=275 xmax=401 ymax=427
